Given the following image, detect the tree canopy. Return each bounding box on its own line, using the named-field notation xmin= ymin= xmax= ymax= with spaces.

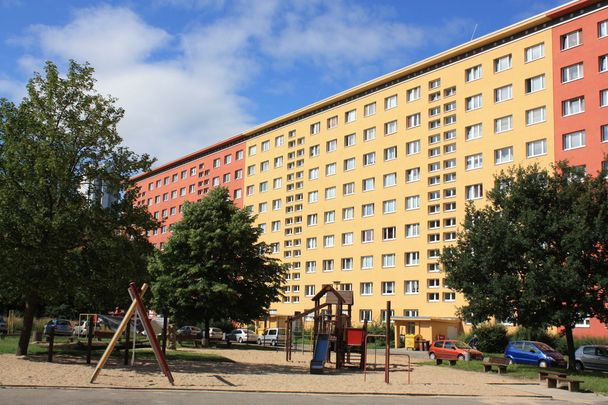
xmin=0 ymin=61 xmax=158 ymax=354
xmin=149 ymin=187 xmax=287 ymax=342
xmin=441 ymin=163 xmax=608 ymax=368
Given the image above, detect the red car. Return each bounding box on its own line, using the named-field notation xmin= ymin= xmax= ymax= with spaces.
xmin=429 ymin=339 xmax=483 ymax=361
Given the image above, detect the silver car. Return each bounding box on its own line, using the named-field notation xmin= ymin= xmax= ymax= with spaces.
xmin=574 ymin=345 xmax=608 ymax=371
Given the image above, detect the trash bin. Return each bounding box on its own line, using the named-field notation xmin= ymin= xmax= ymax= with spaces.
xmin=405 ymin=334 xmax=416 ymax=350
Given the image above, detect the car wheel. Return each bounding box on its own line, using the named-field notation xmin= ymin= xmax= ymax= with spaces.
xmin=272 ymin=339 xmax=277 ymax=346
xmin=506 ymin=357 xmax=513 ymax=365
xmin=575 ymin=361 xmax=584 ymax=371
xmin=238 ymin=337 xmax=243 ymax=343
xmin=429 ymin=352 xmax=436 ymax=360
xmin=257 ymin=338 xmax=262 ymax=345
xmin=539 ymin=360 xmax=548 ymax=368
xmin=457 ymin=354 xmax=465 ymax=361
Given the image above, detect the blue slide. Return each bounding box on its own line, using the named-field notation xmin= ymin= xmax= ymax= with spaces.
xmin=310 ymin=334 xmax=330 ymax=374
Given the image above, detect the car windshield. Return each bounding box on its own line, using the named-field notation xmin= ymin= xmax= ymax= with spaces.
xmin=535 ymin=342 xmax=555 ymax=352
xmin=454 ymin=341 xmax=472 ymax=349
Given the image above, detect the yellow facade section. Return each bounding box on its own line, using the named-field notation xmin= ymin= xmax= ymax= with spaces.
xmin=241 ymin=27 xmax=556 ymax=327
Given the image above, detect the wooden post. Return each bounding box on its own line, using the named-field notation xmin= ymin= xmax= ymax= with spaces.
xmin=385 ymin=300 xmax=391 ymax=384
xmin=47 ymin=327 xmax=54 ymax=362
xmin=86 ymin=315 xmax=94 ymax=364
xmin=90 ymin=283 xmax=148 ymax=383
xmin=161 ymin=314 xmax=168 ymax=355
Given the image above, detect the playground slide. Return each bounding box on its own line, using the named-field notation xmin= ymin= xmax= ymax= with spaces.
xmin=310 ymin=334 xmax=330 ymax=374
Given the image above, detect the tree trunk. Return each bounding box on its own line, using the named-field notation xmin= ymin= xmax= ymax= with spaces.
xmin=17 ymin=295 xmax=38 ymax=356
xmin=564 ymin=325 xmax=576 ymax=371
xmin=202 ymin=318 xmax=210 ymax=347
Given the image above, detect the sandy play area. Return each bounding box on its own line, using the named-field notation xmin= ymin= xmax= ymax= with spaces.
xmin=0 ymin=346 xmax=556 ymax=397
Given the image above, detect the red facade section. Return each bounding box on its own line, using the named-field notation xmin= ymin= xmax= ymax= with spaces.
xmin=134 ymin=143 xmax=246 ymax=248
xmin=552 ymin=7 xmax=608 ymax=173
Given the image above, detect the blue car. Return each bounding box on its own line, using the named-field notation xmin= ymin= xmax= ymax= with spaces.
xmin=43 ymin=319 xmax=74 ymax=336
xmin=504 ymin=340 xmax=566 ymax=368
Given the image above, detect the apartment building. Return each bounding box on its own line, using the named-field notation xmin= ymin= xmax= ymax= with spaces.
xmin=133 ymin=0 xmax=608 ymax=338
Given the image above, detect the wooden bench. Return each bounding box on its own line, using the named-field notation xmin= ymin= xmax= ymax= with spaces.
xmin=483 ymin=357 xmax=510 ymax=374
xmin=176 ymin=335 xmax=202 ymax=348
xmin=434 ymin=354 xmax=458 ymax=366
xmin=546 ymin=375 xmax=583 ymax=392
xmin=538 ymin=370 xmax=567 ymax=381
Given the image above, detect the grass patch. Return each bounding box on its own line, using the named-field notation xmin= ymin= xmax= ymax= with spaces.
xmin=420 ymin=356 xmax=608 ymax=394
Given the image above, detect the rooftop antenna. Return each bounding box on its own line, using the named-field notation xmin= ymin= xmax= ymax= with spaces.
xmin=470 ymin=23 xmax=479 ymax=41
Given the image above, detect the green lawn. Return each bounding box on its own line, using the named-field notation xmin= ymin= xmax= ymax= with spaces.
xmin=421 ymin=357 xmax=608 ymax=394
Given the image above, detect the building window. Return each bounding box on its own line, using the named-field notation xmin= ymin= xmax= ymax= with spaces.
xmin=305 ymin=285 xmax=316 ymax=297
xmin=526 ymin=139 xmax=547 ymax=158
xmin=364 ymin=102 xmax=376 ymax=117
xmin=465 ymin=65 xmax=482 ymax=82
xmin=405 ymin=168 xmax=420 ymax=183
xmin=384 ymin=146 xmax=397 ymax=161
xmin=343 ymin=207 xmax=354 ymax=221
xmin=322 ymin=259 xmax=334 ymax=271
xmin=406 ymin=195 xmax=420 ymax=210
xmin=526 ymin=106 xmax=546 ymax=125
xmin=248 ymin=145 xmax=257 ymax=156
xmin=324 ymin=210 xmax=335 ymax=224
xmin=307 ymin=191 xmax=318 ymax=203
xmin=465 ymin=184 xmax=483 ymax=200
xmin=363 ymin=152 xmax=376 ymax=166
xmin=307 ymin=214 xmax=318 ymax=226
xmin=406 ymin=223 xmax=420 ymax=238
xmin=563 ymin=130 xmax=586 ymax=151
xmin=561 ymin=29 xmax=582 ymax=50
xmin=345 ymin=109 xmax=357 ymax=123
xmin=361 ymin=255 xmax=373 ymax=269
xmin=343 ymin=158 xmax=356 ymax=172
xmin=444 ymin=292 xmax=456 ymax=302
xmin=600 ymin=20 xmax=608 ymax=37
xmin=600 ymin=55 xmax=608 ymax=73
xmin=494 ymin=54 xmax=512 ymax=72
xmin=363 ymin=127 xmax=376 ymax=141
xmin=563 ymin=96 xmax=585 ymax=116
xmin=383 ymin=227 xmax=397 ymax=241
xmin=495 ymin=147 xmax=513 ymax=164
xmin=406 ymin=113 xmax=421 ymax=128
xmin=379 ymin=254 xmax=394 ymax=268
xmin=360 ymin=310 xmax=372 ymax=322
xmin=381 ymin=281 xmax=395 ymax=295
xmin=444 ymin=86 xmax=456 ymax=97
xmin=407 ymin=86 xmax=421 ymax=102
xmin=444 ymin=115 xmax=456 ymax=125
xmin=465 ymin=153 xmax=483 ymax=170
xmin=602 ymin=124 xmax=608 ymax=142
xmin=427 ymin=293 xmax=440 ymax=302
xmin=343 ymin=182 xmax=355 ymax=196
xmin=362 ymin=177 xmax=375 ymax=192
xmin=341 ymin=258 xmax=354 ymax=271
xmin=383 ymin=172 xmax=397 ymax=187
xmin=525 ymin=74 xmax=545 ymax=93
xmin=494 ymin=85 xmax=512 ymax=103
xmin=326 ymin=139 xmax=337 ymax=152
xmin=405 ymin=252 xmax=420 ymax=266
xmin=601 ymin=89 xmax=608 ymax=107
xmin=406 ymin=140 xmax=420 ymax=155
xmin=342 ymin=232 xmax=354 ymax=245
xmin=429 ymin=78 xmax=441 ymax=89
xmin=525 ymin=42 xmax=545 ymax=62
xmin=275 ymin=135 xmax=284 ymax=147
xmin=383 ymin=199 xmax=396 ymax=214
xmin=443 ymin=101 xmax=456 ymax=113
xmin=361 ymin=229 xmax=374 ymax=243
xmin=384 ymin=120 xmax=397 ymax=135
xmin=495 ymin=115 xmax=513 ymax=133
xmin=310 ymin=122 xmax=320 ymax=135
xmin=360 ymin=282 xmax=373 ymax=296
xmin=405 ymin=280 xmax=419 ymax=294
xmin=465 ymin=94 xmax=482 ymax=111
xmin=562 ymin=63 xmax=584 ymax=83
xmin=327 ymin=115 xmax=338 ymax=129
xmin=466 ymin=123 xmax=482 ymax=140
xmin=362 ymin=203 xmax=375 ymax=217
xmin=385 ymin=94 xmax=398 ymax=110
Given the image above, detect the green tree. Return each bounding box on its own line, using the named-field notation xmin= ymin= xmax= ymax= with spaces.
xmin=442 ymin=163 xmax=608 ymax=369
xmin=149 ymin=187 xmax=287 ymax=344
xmin=0 ymin=61 xmax=157 ymax=355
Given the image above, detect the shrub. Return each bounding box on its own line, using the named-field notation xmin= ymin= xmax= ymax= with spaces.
xmin=472 ymin=323 xmax=509 ymax=353
xmin=554 ymin=335 xmax=608 ymax=354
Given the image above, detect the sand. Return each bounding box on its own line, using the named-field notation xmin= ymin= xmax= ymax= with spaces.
xmin=0 ymin=346 xmax=554 ymax=397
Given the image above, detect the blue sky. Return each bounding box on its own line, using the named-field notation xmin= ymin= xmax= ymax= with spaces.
xmin=0 ymin=0 xmax=569 ymax=165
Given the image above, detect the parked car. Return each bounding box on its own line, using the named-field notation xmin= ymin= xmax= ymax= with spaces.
xmin=0 ymin=316 xmax=8 ymax=336
xmin=574 ymin=345 xmax=608 ymax=371
xmin=73 ymin=320 xmax=90 ymax=337
xmin=176 ymin=326 xmax=202 ymax=338
xmin=226 ymin=328 xmax=258 ymax=343
xmin=257 ymin=327 xmax=286 ymax=346
xmin=428 ymin=339 xmax=483 ymax=361
xmin=43 ymin=319 xmax=74 ymax=336
xmin=504 ymin=340 xmax=566 ymax=368
xmin=208 ymin=327 xmax=224 ymax=341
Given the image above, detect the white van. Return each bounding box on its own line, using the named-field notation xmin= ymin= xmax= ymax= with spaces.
xmin=257 ymin=328 xmax=286 ymax=346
